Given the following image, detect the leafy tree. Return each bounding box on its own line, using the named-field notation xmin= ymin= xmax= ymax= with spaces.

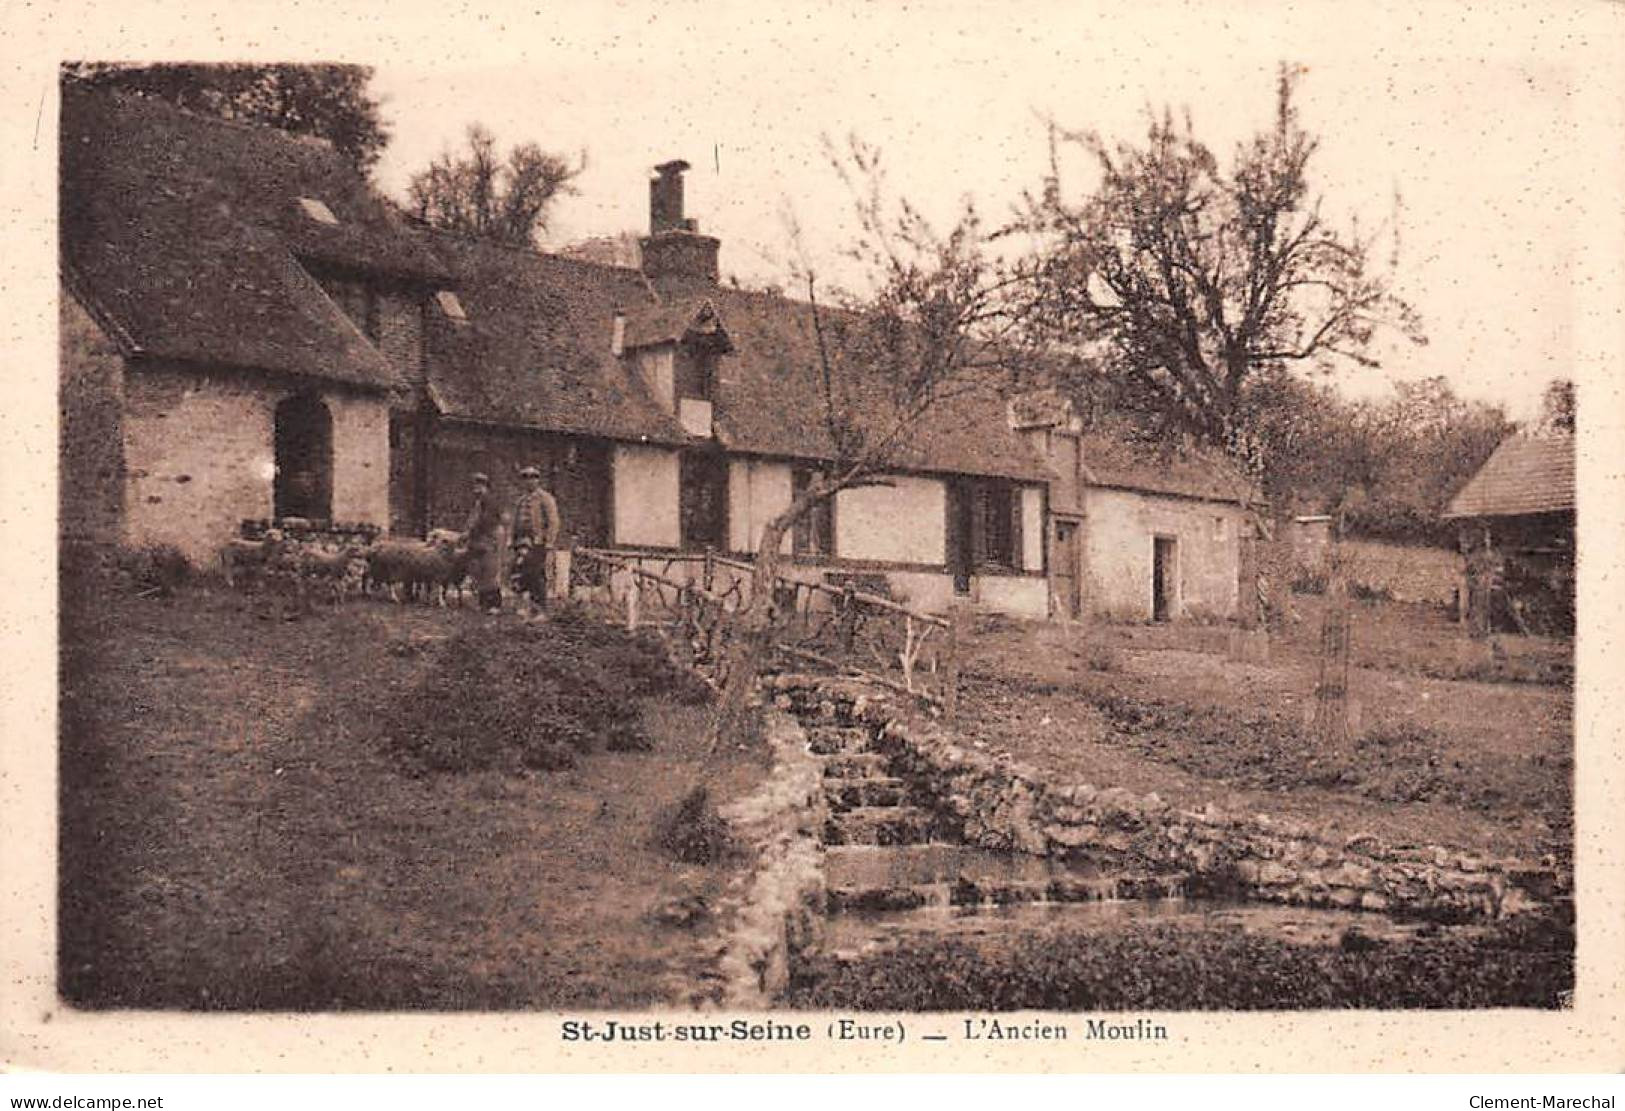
xmin=1243 ymin=375 xmax=1511 ymax=545
xmin=1537 ymin=378 xmax=1576 ymax=434
xmin=406 ymin=124 xmax=583 ymax=248
xmin=1346 ymin=378 xmax=1510 ymax=543
xmin=61 ymin=62 xmax=389 ymax=174
xmin=1022 ymin=66 xmax=1425 ymax=490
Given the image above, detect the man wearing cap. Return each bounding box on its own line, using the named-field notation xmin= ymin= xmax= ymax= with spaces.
xmin=511 ymin=465 xmax=561 ymax=616
xmin=464 ymin=471 xmax=504 ymax=613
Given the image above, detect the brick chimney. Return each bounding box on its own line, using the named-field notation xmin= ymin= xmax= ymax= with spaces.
xmin=640 ymin=160 xmax=719 ymax=297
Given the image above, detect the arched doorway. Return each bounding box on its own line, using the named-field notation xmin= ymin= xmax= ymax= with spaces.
xmin=274 ymin=393 xmax=333 ymax=522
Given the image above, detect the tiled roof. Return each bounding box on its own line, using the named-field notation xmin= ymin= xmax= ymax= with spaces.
xmin=702 ymin=287 xmax=1051 ymax=482
xmin=60 ymin=86 xmax=444 ymax=390
xmin=1443 ymin=432 xmax=1575 ymax=519
xmin=1076 ymin=428 xmax=1255 ymax=505
xmin=57 ymin=88 xmax=1059 ymax=484
xmin=418 ymin=235 xmax=689 ymax=443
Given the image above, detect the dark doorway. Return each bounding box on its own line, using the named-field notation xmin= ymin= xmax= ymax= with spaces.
xmin=1054 ymin=519 xmax=1081 ymax=619
xmin=1152 ymin=535 xmax=1178 ymax=622
xmin=946 ymin=479 xmax=974 ymax=595
xmin=679 ymin=451 xmax=729 ymax=551
xmin=274 ymin=393 xmax=333 ymax=521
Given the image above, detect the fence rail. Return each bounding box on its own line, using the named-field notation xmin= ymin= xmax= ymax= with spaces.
xmin=568 ymin=546 xmax=958 ymax=712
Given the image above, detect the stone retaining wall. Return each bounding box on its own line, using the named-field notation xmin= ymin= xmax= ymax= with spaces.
xmin=767 ymin=675 xmax=1563 ymax=922
xmin=713 ymin=709 xmax=827 ymax=1007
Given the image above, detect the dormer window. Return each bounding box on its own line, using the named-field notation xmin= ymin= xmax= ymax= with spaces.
xmin=674 ymin=345 xmax=715 ymax=402
xmin=297 ymin=197 xmax=340 ymax=226
xmin=435 ymin=290 xmax=468 ymax=322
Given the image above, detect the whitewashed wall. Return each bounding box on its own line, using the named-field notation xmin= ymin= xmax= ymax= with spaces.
xmin=727 ymin=457 xmax=794 ymax=555
xmin=835 ymin=474 xmax=946 ymax=565
xmin=612 ymin=444 xmax=680 ymax=547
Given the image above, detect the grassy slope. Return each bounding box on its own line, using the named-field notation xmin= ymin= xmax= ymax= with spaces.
xmin=59 ymin=583 xmax=766 ymax=1011
xmin=950 ymin=603 xmax=1572 ymax=860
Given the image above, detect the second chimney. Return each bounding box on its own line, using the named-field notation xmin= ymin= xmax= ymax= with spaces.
xmin=641 ymin=159 xmax=719 ymax=295
xmin=649 ymin=160 xmax=694 ymax=235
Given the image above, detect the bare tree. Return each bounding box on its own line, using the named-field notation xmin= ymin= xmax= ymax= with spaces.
xmin=407 ymin=124 xmax=583 ymax=248
xmin=1022 ymin=66 xmax=1424 ymax=631
xmin=706 ymin=137 xmax=1038 ymax=748
xmin=1023 ymin=66 xmax=1425 ymax=485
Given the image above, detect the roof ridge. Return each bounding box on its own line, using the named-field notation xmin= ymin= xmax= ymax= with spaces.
xmin=410 ymin=223 xmax=652 ymax=279
xmin=66 ymin=82 xmax=344 ymax=161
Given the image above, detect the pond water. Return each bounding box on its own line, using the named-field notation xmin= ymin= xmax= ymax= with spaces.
xmin=821 ymin=873 xmax=1461 ymax=960
xmin=806 ymin=715 xmax=1459 ymax=966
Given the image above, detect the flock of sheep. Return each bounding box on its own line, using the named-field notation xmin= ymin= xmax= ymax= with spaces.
xmin=220 ymin=524 xmax=477 ymax=607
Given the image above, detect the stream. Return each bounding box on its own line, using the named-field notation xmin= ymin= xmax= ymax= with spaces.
xmin=799 ymin=716 xmax=1464 ymax=964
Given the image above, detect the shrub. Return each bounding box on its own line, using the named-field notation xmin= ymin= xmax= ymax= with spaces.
xmin=383 ymin=617 xmax=699 ymax=774
xmin=656 ymin=784 xmax=735 ymax=864
xmin=1079 ymin=642 xmax=1119 ymax=672
xmin=116 ymin=542 xmax=191 ymax=596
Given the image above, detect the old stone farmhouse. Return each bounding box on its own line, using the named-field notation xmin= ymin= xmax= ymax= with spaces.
xmin=1010 ymin=391 xmax=1253 ymax=621
xmin=59 ymin=86 xmax=1250 ymax=621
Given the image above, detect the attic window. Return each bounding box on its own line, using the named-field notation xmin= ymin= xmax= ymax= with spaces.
xmin=436 ymin=290 xmax=468 ymax=321
xmin=297 ymin=197 xmax=340 ymax=226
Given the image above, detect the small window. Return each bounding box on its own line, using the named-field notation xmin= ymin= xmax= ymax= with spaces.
xmin=791 ymin=467 xmax=835 ymax=558
xmin=297 ymin=197 xmax=340 ymax=225
xmin=435 ymin=290 xmax=468 ymax=321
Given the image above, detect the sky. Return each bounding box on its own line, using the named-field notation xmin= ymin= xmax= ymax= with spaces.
xmin=344 ymin=1 xmax=1624 ymax=422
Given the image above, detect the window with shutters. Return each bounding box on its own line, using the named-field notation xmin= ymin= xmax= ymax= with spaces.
xmin=980 ymin=482 xmax=1016 ymax=569
xmin=791 ymin=466 xmax=835 ymax=557
xmin=952 ymin=478 xmax=1022 ymax=573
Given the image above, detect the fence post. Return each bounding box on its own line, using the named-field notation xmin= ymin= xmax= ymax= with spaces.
xmin=839 ymin=584 xmax=858 ymax=652
xmin=626 ymin=576 xmax=640 ymax=632
xmin=1311 ymin=529 xmax=1352 ymax=747
xmin=703 ymin=547 xmax=715 ymax=593
xmin=942 ymin=609 xmax=960 ymax=720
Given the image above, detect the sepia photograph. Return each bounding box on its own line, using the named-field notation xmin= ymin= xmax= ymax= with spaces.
xmin=7 ymin=0 xmax=1625 ymax=1078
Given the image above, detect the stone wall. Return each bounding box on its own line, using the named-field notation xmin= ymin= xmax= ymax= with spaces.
xmin=328 ymin=393 xmax=391 ymax=528
xmin=1287 ymin=521 xmax=1465 ymax=605
xmin=121 ymin=361 xmax=277 ymax=565
xmin=767 ymin=675 xmax=1562 ymax=922
xmin=120 ymin=361 xmax=392 ymax=566
xmin=714 ymin=709 xmax=826 ymax=1007
xmin=1341 ymin=539 xmax=1464 ymax=605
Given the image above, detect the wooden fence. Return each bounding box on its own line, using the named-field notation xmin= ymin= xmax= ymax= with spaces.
xmin=569 ymin=547 xmax=958 ymax=713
